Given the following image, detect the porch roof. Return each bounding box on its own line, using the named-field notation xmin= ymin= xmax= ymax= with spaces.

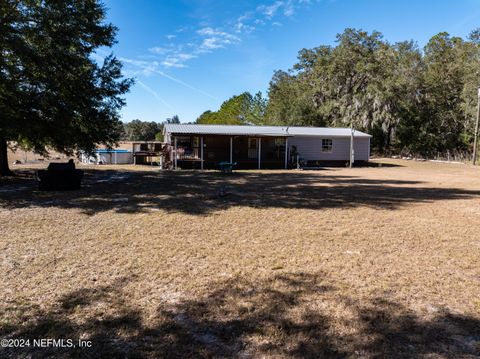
xmin=164 ymin=124 xmax=371 ymax=138
xmin=164 ymin=124 xmax=289 ymax=137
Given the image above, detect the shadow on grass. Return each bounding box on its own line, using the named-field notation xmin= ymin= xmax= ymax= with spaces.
xmin=358 ymin=161 xmax=404 ymax=168
xmin=1 ymin=273 xmax=479 ymax=358
xmin=1 ymin=168 xmax=479 ymax=215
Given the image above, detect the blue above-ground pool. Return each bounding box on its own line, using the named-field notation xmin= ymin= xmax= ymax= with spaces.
xmin=81 ymin=149 xmax=133 ymax=164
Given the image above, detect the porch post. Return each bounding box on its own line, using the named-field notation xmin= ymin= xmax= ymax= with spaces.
xmin=174 ymin=137 xmax=178 ymax=170
xmin=258 ymin=137 xmax=261 ymax=169
xmin=230 ymin=137 xmax=233 ymax=163
xmin=200 ymin=136 xmax=204 ymax=170
xmin=133 ymin=143 xmax=136 ymax=165
xmin=284 ymin=137 xmax=288 ymax=169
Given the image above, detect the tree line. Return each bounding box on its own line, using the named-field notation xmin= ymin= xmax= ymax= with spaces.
xmin=197 ymin=28 xmax=480 ymax=159
xmin=121 ymin=115 xmax=180 ymax=141
xmin=197 ymin=92 xmax=267 ymax=125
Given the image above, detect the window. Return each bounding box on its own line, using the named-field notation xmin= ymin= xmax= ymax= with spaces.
xmin=322 ymin=139 xmax=333 ymax=153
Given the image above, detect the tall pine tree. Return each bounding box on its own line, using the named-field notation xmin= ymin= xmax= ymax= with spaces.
xmin=0 ymin=0 xmax=132 ymax=176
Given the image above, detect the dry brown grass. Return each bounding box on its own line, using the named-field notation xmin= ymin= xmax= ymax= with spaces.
xmin=1 ymin=159 xmax=480 ymax=358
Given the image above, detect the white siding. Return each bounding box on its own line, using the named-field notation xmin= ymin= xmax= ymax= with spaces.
xmin=288 ymin=136 xmax=370 ymax=161
xmin=164 ymin=133 xmax=171 ymax=144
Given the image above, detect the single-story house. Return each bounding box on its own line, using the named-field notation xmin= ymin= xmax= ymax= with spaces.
xmin=163 ymin=124 xmax=371 ymax=169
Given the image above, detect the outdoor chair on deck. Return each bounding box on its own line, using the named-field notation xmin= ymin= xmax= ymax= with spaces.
xmin=37 ymin=160 xmax=84 ymax=190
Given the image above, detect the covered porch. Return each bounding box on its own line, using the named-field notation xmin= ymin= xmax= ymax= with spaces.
xmin=171 ymin=134 xmax=290 ymax=169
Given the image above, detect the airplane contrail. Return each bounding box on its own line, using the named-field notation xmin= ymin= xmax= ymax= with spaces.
xmin=120 ymin=57 xmax=219 ymax=101
xmin=152 ymin=69 xmax=219 ymax=101
xmin=137 ymin=80 xmax=174 ymax=110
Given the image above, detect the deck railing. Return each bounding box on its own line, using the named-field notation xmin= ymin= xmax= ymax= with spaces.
xmin=175 ymin=146 xmax=201 ymax=160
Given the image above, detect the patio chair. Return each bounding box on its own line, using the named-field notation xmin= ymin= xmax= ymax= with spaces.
xmin=37 ymin=160 xmax=84 ymax=190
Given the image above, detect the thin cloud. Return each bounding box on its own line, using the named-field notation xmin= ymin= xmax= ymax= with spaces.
xmin=162 ymin=53 xmax=197 ymax=68
xmin=235 ymin=0 xmax=309 ymax=36
xmin=197 ymin=27 xmax=238 ymax=39
xmin=120 ymin=58 xmax=160 ymax=76
xmin=234 ymin=22 xmax=255 ymax=33
xmin=258 ymin=1 xmax=284 ymax=18
xmin=149 ymin=46 xmax=169 ymax=54
xmin=196 ymin=27 xmax=240 ymax=52
xmin=284 ymin=1 xmax=295 ymax=16
xmin=201 ymin=38 xmax=223 ymax=50
xmin=126 ymin=1 xmax=316 ymax=73
xmin=161 ymin=61 xmax=186 ymax=68
xmin=234 ymin=12 xmax=256 ymax=33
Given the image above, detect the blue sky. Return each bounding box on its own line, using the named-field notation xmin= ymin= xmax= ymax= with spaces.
xmin=101 ymin=0 xmax=480 ymax=123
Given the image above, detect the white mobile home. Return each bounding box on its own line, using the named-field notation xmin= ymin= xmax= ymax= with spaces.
xmin=163 ymin=124 xmax=371 ymax=169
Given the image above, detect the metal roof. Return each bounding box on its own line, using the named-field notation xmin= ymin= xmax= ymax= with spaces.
xmin=163 ymin=124 xmax=371 ymax=138
xmin=164 ymin=124 xmax=288 ymax=136
xmin=287 ymin=127 xmax=371 ymax=137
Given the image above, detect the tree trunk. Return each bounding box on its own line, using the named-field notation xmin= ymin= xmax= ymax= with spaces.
xmin=0 ymin=137 xmax=14 ymax=176
xmin=385 ymin=126 xmax=392 ymax=154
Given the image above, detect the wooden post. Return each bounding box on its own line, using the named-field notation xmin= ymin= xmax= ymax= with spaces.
xmin=230 ymin=136 xmax=233 ymax=163
xmin=133 ymin=143 xmax=136 ymax=165
xmin=258 ymin=138 xmax=261 ymax=169
xmin=284 ymin=137 xmax=288 ymax=169
xmin=349 ymin=124 xmax=355 ymax=168
xmin=174 ymin=137 xmax=178 ymax=170
xmin=200 ymin=136 xmax=204 ymax=170
xmin=473 ymin=88 xmax=480 ymax=165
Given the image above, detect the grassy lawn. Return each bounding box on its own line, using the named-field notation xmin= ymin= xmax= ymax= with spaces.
xmin=1 ymin=159 xmax=480 ymax=358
